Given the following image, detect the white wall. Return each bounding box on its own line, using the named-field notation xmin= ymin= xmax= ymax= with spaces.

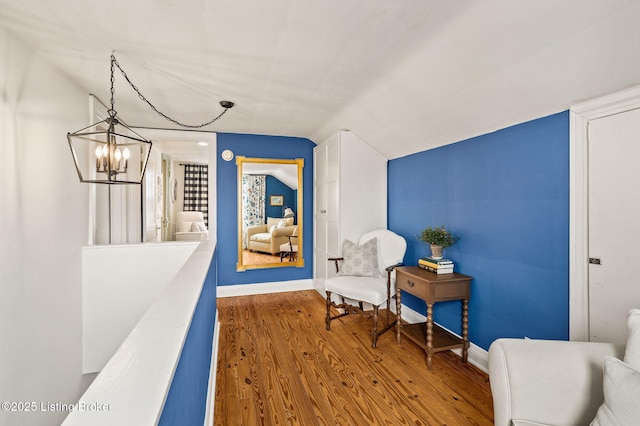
xmin=0 ymin=29 xmax=93 ymax=425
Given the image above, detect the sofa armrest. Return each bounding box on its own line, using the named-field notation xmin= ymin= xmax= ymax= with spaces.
xmin=247 ymin=225 xmax=267 ymax=238
xmin=489 ymin=338 xmax=624 ymax=426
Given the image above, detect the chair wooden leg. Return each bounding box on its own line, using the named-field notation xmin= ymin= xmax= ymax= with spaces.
xmin=341 ymin=297 xmax=349 ymax=314
xmin=371 ymin=305 xmax=379 ymax=348
xmin=386 ymin=297 xmax=391 ymax=328
xmin=325 ymin=291 xmax=332 ymax=330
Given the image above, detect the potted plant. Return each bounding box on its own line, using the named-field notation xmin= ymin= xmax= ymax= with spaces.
xmin=419 ymin=225 xmax=459 ymax=259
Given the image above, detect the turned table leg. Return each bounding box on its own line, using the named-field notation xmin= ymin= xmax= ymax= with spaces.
xmin=395 ymin=287 xmax=402 ymax=344
xmin=325 ymin=291 xmax=332 ymax=330
xmin=462 ymin=299 xmax=469 ymax=363
xmin=426 ymin=303 xmax=434 ymax=370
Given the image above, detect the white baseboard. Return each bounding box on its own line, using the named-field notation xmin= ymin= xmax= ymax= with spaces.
xmin=216 ymin=279 xmax=315 ymax=298
xmin=204 ymin=310 xmax=220 ymax=426
xmin=397 ymin=303 xmax=488 ymax=373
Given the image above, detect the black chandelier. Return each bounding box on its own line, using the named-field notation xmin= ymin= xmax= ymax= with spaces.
xmin=67 ymin=54 xmax=234 ymax=185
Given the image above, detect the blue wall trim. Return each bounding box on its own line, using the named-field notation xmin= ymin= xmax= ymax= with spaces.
xmin=158 ymin=248 xmax=218 ymax=426
xmin=216 ymin=133 xmax=315 ymax=286
xmin=388 ymin=111 xmax=570 ymax=350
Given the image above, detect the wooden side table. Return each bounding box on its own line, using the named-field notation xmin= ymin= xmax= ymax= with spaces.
xmin=394 ymin=266 xmax=472 ymax=370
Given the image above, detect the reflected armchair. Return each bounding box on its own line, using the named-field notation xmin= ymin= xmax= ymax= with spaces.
xmin=175 ymin=211 xmax=208 ymax=241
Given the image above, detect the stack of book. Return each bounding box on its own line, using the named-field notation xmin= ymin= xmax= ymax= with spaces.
xmin=418 ymin=257 xmax=454 ymax=274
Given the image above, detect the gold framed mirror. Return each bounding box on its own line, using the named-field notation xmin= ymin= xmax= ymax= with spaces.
xmin=237 ymin=156 xmax=304 ymax=271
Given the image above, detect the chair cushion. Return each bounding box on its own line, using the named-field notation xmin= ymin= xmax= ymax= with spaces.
xmin=251 ymin=232 xmax=272 ymax=243
xmin=325 ymin=275 xmax=389 ymax=306
xmin=175 ymin=231 xmax=207 ymax=241
xmin=590 ymin=356 xmax=640 ymax=426
xmin=337 ymin=238 xmax=382 ymax=278
xmin=624 ymin=308 xmax=640 ymax=370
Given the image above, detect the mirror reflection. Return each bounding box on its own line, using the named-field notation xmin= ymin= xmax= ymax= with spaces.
xmin=237 ymin=157 xmax=304 ymax=271
xmin=139 ymin=131 xmax=213 ymax=243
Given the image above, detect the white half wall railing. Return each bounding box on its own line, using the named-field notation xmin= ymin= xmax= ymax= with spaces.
xmin=64 ymin=239 xmax=215 ymax=425
xmin=82 ymin=241 xmax=200 ymax=373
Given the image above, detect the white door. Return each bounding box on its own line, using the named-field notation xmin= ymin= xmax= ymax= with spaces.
xmin=314 ymin=145 xmax=328 ymax=291
xmin=155 ymin=173 xmax=163 ymax=242
xmin=326 ymin=137 xmax=340 ymax=258
xmin=588 ymin=108 xmax=640 ymax=344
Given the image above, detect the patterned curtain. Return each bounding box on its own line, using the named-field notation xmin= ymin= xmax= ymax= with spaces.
xmin=242 ymin=174 xmax=266 ymax=249
xmin=183 ymin=164 xmax=209 ymax=227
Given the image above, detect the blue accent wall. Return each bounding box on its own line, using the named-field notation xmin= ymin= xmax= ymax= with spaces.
xmin=216 ymin=133 xmax=315 ymax=286
xmin=388 ymin=111 xmax=570 ymax=350
xmin=159 ymin=248 xmax=218 ymax=426
xmin=265 ymin=175 xmax=297 ymax=221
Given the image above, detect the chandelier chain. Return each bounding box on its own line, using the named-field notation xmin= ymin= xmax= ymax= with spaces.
xmin=109 ymin=56 xmax=116 ymax=118
xmin=110 ymin=54 xmax=230 ymax=128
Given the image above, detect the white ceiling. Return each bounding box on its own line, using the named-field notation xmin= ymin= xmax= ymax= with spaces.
xmin=2 ymin=0 xmax=640 ymax=159
xmin=243 ymin=163 xmax=298 ymax=190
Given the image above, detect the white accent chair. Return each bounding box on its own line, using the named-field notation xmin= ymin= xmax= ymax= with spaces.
xmin=489 ymin=338 xmax=624 ymax=426
xmin=175 ymin=211 xmax=208 ymax=241
xmin=325 ymin=229 xmax=407 ymax=348
xmin=490 ymin=308 xmax=640 ymax=425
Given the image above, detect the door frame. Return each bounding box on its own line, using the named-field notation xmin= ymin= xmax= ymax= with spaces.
xmin=569 ymin=84 xmax=640 ymax=340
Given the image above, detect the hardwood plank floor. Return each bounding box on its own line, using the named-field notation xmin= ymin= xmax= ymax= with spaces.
xmin=214 ymin=290 xmax=494 ymax=426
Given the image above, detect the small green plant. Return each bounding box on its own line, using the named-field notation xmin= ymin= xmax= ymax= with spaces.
xmin=419 ymin=225 xmax=459 ymax=247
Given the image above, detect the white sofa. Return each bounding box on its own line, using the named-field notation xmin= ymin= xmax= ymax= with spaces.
xmin=175 ymin=211 xmax=208 ymax=241
xmin=489 ymin=309 xmax=640 ymax=426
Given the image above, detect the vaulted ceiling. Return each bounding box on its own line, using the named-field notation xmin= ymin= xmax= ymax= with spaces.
xmin=1 ymin=0 xmax=640 ymax=159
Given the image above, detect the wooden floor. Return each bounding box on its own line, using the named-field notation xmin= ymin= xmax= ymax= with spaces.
xmin=242 ymin=249 xmax=294 ymax=265
xmin=214 ymin=290 xmax=494 ymax=426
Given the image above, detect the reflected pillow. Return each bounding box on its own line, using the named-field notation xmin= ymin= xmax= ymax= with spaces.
xmin=337 ymin=238 xmax=382 ymax=278
xmin=190 ymin=221 xmax=207 ymax=232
